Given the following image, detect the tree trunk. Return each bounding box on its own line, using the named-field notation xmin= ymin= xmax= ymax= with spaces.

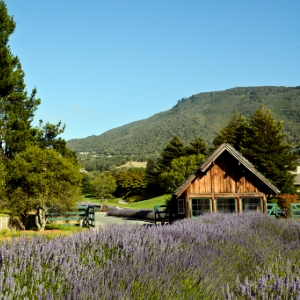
xmin=35 ymin=206 xmax=47 ymax=231
xmin=9 ymin=215 xmax=26 ymax=230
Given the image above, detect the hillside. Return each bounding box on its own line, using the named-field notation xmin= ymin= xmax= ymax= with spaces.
xmin=67 ymin=86 xmax=300 ymax=159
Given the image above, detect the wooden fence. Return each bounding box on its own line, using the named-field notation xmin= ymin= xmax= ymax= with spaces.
xmin=46 ymin=205 xmax=96 ymax=228
xmin=290 ymin=203 xmax=300 ymax=219
xmin=154 ymin=205 xmax=169 ymax=225
xmin=267 ymin=203 xmax=279 ymax=217
xmin=0 ymin=205 xmax=97 ymax=231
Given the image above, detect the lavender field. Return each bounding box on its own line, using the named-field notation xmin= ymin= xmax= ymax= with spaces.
xmin=1 ymin=213 xmax=300 ymax=299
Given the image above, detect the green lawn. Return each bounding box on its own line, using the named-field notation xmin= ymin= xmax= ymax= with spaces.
xmin=0 ymin=208 xmax=11 ymax=217
xmin=81 ymin=194 xmax=171 ymax=210
xmin=0 ymin=225 xmax=86 ymax=242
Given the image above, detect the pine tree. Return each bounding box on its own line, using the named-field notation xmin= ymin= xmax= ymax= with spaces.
xmin=0 ymin=0 xmax=40 ymax=158
xmin=145 ymin=136 xmax=186 ymax=195
xmin=0 ymin=1 xmax=82 ymax=229
xmin=212 ymin=111 xmax=250 ymax=152
xmin=245 ymin=105 xmax=296 ymax=193
xmin=186 ymin=136 xmax=208 ymax=156
xmin=159 ymin=136 xmax=186 ymax=171
xmin=0 ymin=0 xmax=17 ymax=97
xmin=213 ymin=105 xmax=296 ymax=192
xmin=145 ymin=158 xmax=165 ymax=197
xmin=36 ymin=120 xmax=77 ymax=161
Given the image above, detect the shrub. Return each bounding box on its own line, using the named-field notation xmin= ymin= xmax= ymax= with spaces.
xmin=277 ymin=193 xmax=299 ymax=217
xmin=125 ymin=195 xmax=145 ymax=203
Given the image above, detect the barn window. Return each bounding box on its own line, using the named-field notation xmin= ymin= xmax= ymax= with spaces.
xmin=216 ymin=198 xmax=236 ymax=213
xmin=191 ymin=198 xmax=211 ymax=217
xmin=178 ymin=199 xmax=185 ymax=214
xmin=242 ymin=197 xmax=262 ymax=212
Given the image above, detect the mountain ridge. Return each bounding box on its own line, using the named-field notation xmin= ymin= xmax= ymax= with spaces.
xmin=67 ymin=86 xmax=300 ymax=158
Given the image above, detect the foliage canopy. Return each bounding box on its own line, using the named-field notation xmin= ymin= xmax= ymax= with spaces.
xmin=89 ymin=171 xmax=117 ymax=200
xmin=0 ymin=1 xmax=82 ymax=230
xmin=213 ymin=105 xmax=297 ymax=192
xmin=5 ymin=145 xmax=82 ymax=229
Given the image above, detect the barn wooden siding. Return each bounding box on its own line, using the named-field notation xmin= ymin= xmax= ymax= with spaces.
xmin=181 ymin=152 xmax=268 ymax=217
xmin=172 ymin=144 xmax=280 ymax=219
xmin=188 ymin=152 xmax=267 ymax=195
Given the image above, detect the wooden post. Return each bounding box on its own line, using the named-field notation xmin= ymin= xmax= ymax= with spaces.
xmin=210 ymin=168 xmax=216 ymax=212
xmin=184 ymin=192 xmax=187 ymax=218
xmin=263 ymin=194 xmax=267 ymax=213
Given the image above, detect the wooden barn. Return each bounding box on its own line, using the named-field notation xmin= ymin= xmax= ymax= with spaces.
xmin=171 ymin=143 xmax=280 ymax=219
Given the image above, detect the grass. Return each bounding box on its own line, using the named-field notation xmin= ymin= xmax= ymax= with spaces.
xmin=120 ymin=194 xmax=170 ymax=209
xmin=45 ymin=224 xmax=87 ymax=232
xmin=81 ymin=194 xmax=171 ymax=210
xmin=0 ymin=229 xmax=22 ymax=241
xmin=117 ymin=161 xmax=147 ymax=168
xmin=0 ymin=224 xmax=87 ymax=242
xmin=0 ymin=208 xmax=11 ymax=217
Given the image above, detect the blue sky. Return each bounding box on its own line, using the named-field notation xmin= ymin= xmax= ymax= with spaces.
xmin=5 ymin=0 xmax=300 ymax=141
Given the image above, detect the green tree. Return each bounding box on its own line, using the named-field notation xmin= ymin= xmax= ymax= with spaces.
xmin=213 ymin=105 xmax=296 ymax=192
xmin=212 ymin=111 xmax=250 ymax=152
xmin=145 ymin=158 xmax=164 ymax=197
xmin=81 ymin=172 xmax=92 ymax=195
xmin=246 ymin=105 xmax=296 ymax=193
xmin=35 ymin=120 xmax=77 ymax=161
xmin=146 ymin=136 xmax=208 ymax=194
xmin=159 ymin=154 xmax=206 ymax=193
xmin=5 ymin=145 xmax=82 ymax=230
xmin=113 ymin=168 xmax=147 ymax=198
xmin=0 ymin=1 xmax=41 ymax=158
xmin=159 ymin=136 xmax=186 ymax=171
xmin=89 ymin=171 xmax=117 ymax=199
xmin=0 ymin=0 xmax=17 ymax=98
xmin=186 ymin=136 xmax=208 ymax=156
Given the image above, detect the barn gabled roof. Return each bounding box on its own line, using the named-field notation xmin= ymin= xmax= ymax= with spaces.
xmin=173 ymin=143 xmax=280 ymax=196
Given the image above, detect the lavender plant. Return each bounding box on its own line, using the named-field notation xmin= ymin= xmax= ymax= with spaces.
xmin=227 ymin=257 xmax=300 ymax=299
xmin=107 ymin=207 xmax=155 ymax=221
xmin=0 ymin=212 xmax=299 ymax=299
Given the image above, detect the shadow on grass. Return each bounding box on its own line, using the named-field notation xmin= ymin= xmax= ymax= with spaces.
xmin=45 ymin=224 xmax=86 ymax=232
xmin=83 ymin=194 xmax=97 ymax=199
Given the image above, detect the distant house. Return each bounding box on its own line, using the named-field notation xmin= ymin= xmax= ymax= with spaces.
xmin=291 ymin=165 xmax=300 ymax=192
xmin=170 ymin=143 xmax=280 ymax=219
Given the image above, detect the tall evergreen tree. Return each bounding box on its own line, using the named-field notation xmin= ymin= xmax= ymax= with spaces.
xmin=246 ymin=105 xmax=296 ymax=193
xmin=212 ymin=111 xmax=250 ymax=152
xmin=0 ymin=1 xmax=82 ymax=229
xmin=213 ymin=105 xmax=296 ymax=192
xmin=0 ymin=0 xmax=40 ymax=158
xmin=145 ymin=136 xmax=186 ymax=195
xmin=159 ymin=136 xmax=186 ymax=171
xmin=186 ymin=136 xmax=208 ymax=156
xmin=145 ymin=158 xmax=165 ymax=197
xmin=0 ymin=0 xmax=17 ymax=98
xmin=35 ymin=120 xmax=77 ymax=161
